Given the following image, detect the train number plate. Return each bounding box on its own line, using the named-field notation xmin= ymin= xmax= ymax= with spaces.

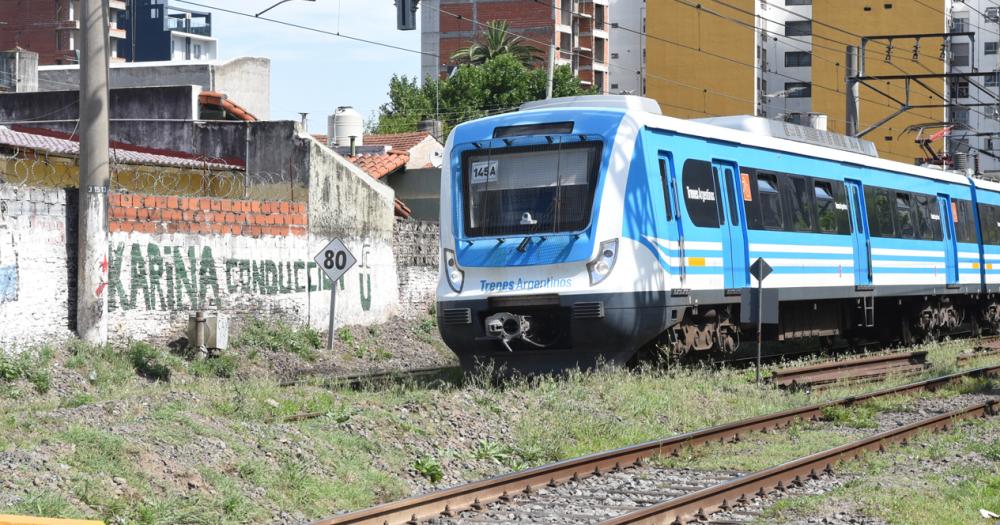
xmin=471 ymin=160 xmax=499 ymax=184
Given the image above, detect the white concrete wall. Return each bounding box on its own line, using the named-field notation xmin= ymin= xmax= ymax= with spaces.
xmin=609 ymin=0 xmax=644 ymax=95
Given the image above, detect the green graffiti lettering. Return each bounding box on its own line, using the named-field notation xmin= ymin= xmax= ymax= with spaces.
xmin=198 ymin=247 xmax=219 ymax=308
xmin=163 ymin=246 xmax=175 ymax=310
xmin=225 ymin=259 xmax=239 ymax=294
xmin=293 ymin=261 xmax=306 ymax=292
xmin=252 ymin=261 xmax=266 ymax=295
xmin=277 ymin=262 xmax=292 ymax=293
xmin=107 ymin=242 xmax=127 ymax=311
xmin=239 ymin=260 xmax=251 ymax=293
xmin=264 ymin=261 xmax=279 ymax=295
xmin=359 ymin=273 xmax=371 ymax=311
xmin=173 ymin=247 xmax=198 ymax=309
xmin=339 ymin=276 xmax=345 ymax=291
xmin=147 ymin=244 xmax=166 ymax=310
xmin=129 ymin=244 xmax=151 ymax=310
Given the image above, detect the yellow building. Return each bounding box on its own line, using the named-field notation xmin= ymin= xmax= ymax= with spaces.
xmin=643 ymin=0 xmax=948 ymax=164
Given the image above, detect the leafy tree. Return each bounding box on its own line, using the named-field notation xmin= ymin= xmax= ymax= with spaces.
xmin=373 ymin=54 xmax=594 ymax=137
xmin=450 ymin=20 xmax=543 ymax=66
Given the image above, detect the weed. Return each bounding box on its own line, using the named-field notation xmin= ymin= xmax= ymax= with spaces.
xmin=234 ymin=320 xmax=321 ymax=360
xmin=336 ymin=328 xmax=355 ymax=345
xmin=820 ymin=404 xmax=878 ymax=429
xmin=59 ymin=393 xmax=95 ymax=409
xmin=0 ymin=348 xmax=53 ymax=394
xmin=978 ymin=438 xmax=1000 ymax=461
xmin=128 ymin=342 xmax=172 ymax=382
xmin=472 ymin=439 xmax=511 ymax=464
xmin=412 ymin=455 xmax=444 ymax=483
xmin=417 ymin=316 xmax=437 ymax=334
xmin=12 ymin=491 xmax=80 ymax=519
xmin=191 ymin=355 xmax=239 ymax=378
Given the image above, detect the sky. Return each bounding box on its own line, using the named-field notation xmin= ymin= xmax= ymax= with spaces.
xmin=175 ymin=0 xmax=424 ymax=134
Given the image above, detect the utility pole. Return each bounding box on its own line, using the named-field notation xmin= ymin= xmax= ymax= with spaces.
xmin=845 ymin=45 xmax=860 ymax=136
xmin=545 ymin=0 xmax=555 ymax=99
xmin=77 ymin=0 xmax=110 ymax=344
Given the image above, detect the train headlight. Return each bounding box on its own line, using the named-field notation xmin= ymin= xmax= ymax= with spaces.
xmin=443 ymin=248 xmax=464 ymax=293
xmin=587 ymin=239 xmax=619 ymax=286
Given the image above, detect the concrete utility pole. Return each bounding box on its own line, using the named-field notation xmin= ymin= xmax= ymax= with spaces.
xmin=845 ymin=45 xmax=860 ymax=136
xmin=77 ymin=0 xmax=110 ymax=344
xmin=546 ymin=41 xmax=555 ymax=99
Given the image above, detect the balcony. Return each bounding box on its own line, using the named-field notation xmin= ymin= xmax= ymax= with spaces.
xmin=168 ymin=19 xmax=212 ymax=37
xmin=109 ymin=0 xmax=127 ymax=10
xmin=109 ymin=26 xmax=127 ymax=39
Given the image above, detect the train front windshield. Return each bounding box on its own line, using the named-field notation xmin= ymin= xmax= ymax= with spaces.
xmin=462 ymin=141 xmax=602 ymax=237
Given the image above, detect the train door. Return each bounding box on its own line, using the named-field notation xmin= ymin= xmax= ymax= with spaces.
xmin=844 ymin=179 xmax=873 ymax=287
xmin=657 ymin=153 xmax=686 ymax=285
xmin=712 ymin=160 xmax=749 ymax=289
xmin=938 ymin=193 xmax=960 ymax=286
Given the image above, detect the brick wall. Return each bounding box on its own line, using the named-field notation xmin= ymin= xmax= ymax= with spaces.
xmin=0 ymin=185 xmax=76 ymax=349
xmin=0 ymin=0 xmax=76 ymax=65
xmin=108 ymin=193 xmax=308 ymax=237
xmin=393 ymin=218 xmax=440 ymax=316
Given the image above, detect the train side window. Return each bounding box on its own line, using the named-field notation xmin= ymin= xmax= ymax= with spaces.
xmin=658 ymin=158 xmax=672 ymax=221
xmin=814 ymin=181 xmax=837 ymax=233
xmin=757 ymin=172 xmax=783 ymax=230
xmin=724 ymin=167 xmax=740 ymax=226
xmin=682 ymin=159 xmax=720 ymax=228
xmin=865 ymin=187 xmax=894 ymax=237
xmin=895 ymin=193 xmax=915 ymax=239
xmin=913 ymin=194 xmax=940 ymax=241
xmin=830 ymin=180 xmax=852 ymax=234
xmin=787 ymin=175 xmax=815 ymax=232
xmin=981 ymin=204 xmax=1000 ymax=245
xmin=955 ymin=199 xmax=978 ymax=243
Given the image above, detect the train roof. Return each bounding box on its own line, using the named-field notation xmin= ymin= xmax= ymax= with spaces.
xmin=512 ymin=95 xmax=990 ymax=189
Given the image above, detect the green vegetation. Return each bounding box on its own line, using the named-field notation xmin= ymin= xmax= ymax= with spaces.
xmin=232 ymin=319 xmax=322 ymax=360
xmin=373 ymin=54 xmax=593 ymax=136
xmin=412 ymin=455 xmax=444 ymax=484
xmin=0 ymin=346 xmax=53 ymax=395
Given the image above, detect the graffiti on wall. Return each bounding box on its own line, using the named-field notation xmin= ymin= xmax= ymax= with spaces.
xmin=0 ymin=228 xmax=16 ymax=304
xmin=108 ymin=242 xmax=377 ymax=312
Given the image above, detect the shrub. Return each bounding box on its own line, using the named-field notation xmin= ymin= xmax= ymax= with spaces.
xmin=412 ymin=455 xmax=444 ymax=484
xmin=127 ymin=342 xmax=171 ymax=382
xmin=233 ymin=320 xmax=321 ymax=360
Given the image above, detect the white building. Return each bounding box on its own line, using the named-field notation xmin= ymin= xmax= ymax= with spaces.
xmin=757 ymin=0 xmax=814 ymax=120
xmin=608 ymin=0 xmax=645 ymax=95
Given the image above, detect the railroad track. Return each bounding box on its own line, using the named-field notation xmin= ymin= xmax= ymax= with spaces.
xmin=308 ymin=364 xmax=1000 ymax=525
xmin=769 ymin=350 xmax=930 ymax=389
xmin=279 ymin=365 xmax=460 ymax=389
xmin=957 ymin=335 xmax=1000 ymax=366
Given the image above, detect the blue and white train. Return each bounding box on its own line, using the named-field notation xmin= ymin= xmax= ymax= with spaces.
xmin=436 ymin=95 xmax=1000 ymax=372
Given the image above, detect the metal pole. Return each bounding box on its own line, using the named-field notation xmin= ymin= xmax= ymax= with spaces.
xmin=756 ymin=275 xmax=763 ymax=385
xmin=77 ymin=0 xmax=110 ymax=345
xmin=846 ymin=45 xmax=860 ymax=136
xmin=326 ymin=287 xmax=337 ymax=350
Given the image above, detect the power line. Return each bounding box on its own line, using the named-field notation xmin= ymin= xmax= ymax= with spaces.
xmin=171 ymin=0 xmax=438 ymax=58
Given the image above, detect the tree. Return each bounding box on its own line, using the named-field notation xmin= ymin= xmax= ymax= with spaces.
xmin=450 ymin=20 xmax=542 ymax=66
xmin=373 ymin=54 xmax=594 ymax=137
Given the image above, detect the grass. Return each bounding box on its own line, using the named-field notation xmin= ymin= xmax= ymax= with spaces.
xmin=232 ymin=319 xmax=322 ymax=360
xmin=0 ymin=336 xmax=995 ymax=524
xmin=0 ymin=346 xmax=54 ymax=395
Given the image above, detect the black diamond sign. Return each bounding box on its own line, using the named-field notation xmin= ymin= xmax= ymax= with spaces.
xmin=749 ymin=257 xmax=773 ymax=282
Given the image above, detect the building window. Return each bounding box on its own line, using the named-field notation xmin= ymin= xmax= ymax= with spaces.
xmin=951 ymin=42 xmax=970 ymax=67
xmin=611 ymin=83 xmax=619 ymax=89
xmin=784 ymin=82 xmax=811 ymax=97
xmin=951 ymin=79 xmax=970 ymax=98
xmin=986 ymin=73 xmax=999 ymax=87
xmin=987 ymin=42 xmax=998 ymax=55
xmin=785 ymin=0 xmax=811 ymax=4
xmin=784 ymin=51 xmax=812 ymax=67
xmin=785 ymin=21 xmax=812 ymax=36
xmin=610 ymin=52 xmax=619 ymax=59
xmin=194 ymin=44 xmax=202 ymax=59
xmin=953 ymin=107 xmax=970 ymax=125
xmin=988 ymin=7 xmax=1000 ymax=22
xmin=150 ymin=7 xmax=158 ymax=19
xmin=952 ymin=17 xmax=969 ymax=33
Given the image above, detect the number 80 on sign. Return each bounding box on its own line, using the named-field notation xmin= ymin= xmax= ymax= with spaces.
xmin=313 ymin=238 xmax=357 ymax=283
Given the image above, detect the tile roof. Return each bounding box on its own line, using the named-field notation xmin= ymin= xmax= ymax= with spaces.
xmin=344 ymin=151 xmax=409 ymax=180
xmin=1 ymin=126 xmax=242 ymax=169
xmin=199 ymin=91 xmax=257 ymax=122
xmin=363 ymin=131 xmax=433 ymax=152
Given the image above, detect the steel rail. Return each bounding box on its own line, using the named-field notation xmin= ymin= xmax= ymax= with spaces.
xmin=597 ymin=400 xmax=998 ymax=525
xmin=307 ymin=364 xmax=1000 ymax=525
xmin=770 ymin=350 xmax=929 ymax=388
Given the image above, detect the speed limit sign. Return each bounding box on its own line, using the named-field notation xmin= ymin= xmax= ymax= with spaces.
xmin=314 ymin=238 xmax=357 ymax=283
xmin=314 ymin=238 xmax=357 ymax=351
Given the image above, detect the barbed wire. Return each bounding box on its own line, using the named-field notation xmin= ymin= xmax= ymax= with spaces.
xmin=0 ymin=149 xmax=300 ymax=201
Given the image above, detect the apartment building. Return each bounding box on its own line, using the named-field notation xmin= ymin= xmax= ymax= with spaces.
xmin=420 ymin=0 xmax=610 ymax=93
xmin=117 ymin=0 xmax=218 ymax=62
xmin=948 ymin=0 xmax=1000 ymax=173
xmin=608 ymin=0 xmax=644 ymax=95
xmin=0 ymin=0 xmax=129 ymax=65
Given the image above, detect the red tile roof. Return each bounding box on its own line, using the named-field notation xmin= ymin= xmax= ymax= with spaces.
xmin=362 ymin=131 xmax=432 ymax=152
xmin=198 ymin=91 xmax=257 ymax=122
xmin=345 ymin=151 xmax=409 ymax=180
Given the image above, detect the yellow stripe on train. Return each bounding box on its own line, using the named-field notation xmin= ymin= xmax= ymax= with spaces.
xmin=0 ymin=516 xmax=103 ymax=525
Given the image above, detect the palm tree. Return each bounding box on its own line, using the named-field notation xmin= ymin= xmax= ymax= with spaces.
xmin=450 ymin=20 xmax=543 ymax=66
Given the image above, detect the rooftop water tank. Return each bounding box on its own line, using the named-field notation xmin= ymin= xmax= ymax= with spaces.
xmin=328 ymin=106 xmax=364 ymax=147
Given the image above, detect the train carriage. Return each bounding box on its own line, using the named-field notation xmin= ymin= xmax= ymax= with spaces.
xmin=436 ymin=95 xmax=1000 ymax=372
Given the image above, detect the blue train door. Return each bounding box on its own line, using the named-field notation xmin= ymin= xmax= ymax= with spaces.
xmin=844 ymin=179 xmax=872 ymax=287
xmin=712 ymin=160 xmax=749 ymax=289
xmin=938 ymin=193 xmax=960 ymax=286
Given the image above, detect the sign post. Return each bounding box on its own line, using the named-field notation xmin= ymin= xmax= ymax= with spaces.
xmin=314 ymin=239 xmax=357 ymax=350
xmin=749 ymin=257 xmax=773 ymax=385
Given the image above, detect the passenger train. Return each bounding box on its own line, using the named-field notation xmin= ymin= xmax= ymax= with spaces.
xmin=436 ymin=95 xmax=1000 ymax=372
